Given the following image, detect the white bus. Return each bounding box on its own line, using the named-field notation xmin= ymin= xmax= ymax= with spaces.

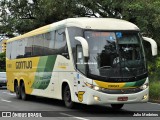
xmin=6 ymin=18 xmax=157 ymax=109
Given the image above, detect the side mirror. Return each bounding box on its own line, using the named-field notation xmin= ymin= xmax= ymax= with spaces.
xmin=75 ymin=36 xmax=89 ymax=57
xmin=143 ymin=37 xmax=157 ymax=56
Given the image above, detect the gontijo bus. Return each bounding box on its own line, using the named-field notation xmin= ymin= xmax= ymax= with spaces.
xmin=6 ymin=18 xmax=157 ymax=109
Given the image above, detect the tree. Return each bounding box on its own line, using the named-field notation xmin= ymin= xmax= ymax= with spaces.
xmin=0 ymin=0 xmax=97 ymax=35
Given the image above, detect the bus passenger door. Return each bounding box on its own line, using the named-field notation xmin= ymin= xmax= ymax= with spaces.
xmin=75 ymin=45 xmax=87 ymax=104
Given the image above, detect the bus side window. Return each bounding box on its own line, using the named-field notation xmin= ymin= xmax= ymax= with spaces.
xmin=6 ymin=42 xmax=12 ymax=59
xmin=24 ymin=37 xmax=34 ymax=57
xmin=33 ymin=34 xmax=45 ymax=56
xmin=11 ymin=41 xmax=18 ymax=59
xmin=16 ymin=39 xmax=27 ymax=58
xmin=55 ymin=29 xmax=69 ymax=59
xmin=43 ymin=31 xmax=56 ymax=55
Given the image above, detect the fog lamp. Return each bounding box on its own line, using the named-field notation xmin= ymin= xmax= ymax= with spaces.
xmin=93 ymin=96 xmax=101 ymax=101
xmin=142 ymin=94 xmax=148 ymax=100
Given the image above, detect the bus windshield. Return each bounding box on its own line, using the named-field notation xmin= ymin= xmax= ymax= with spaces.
xmin=84 ymin=31 xmax=147 ymax=81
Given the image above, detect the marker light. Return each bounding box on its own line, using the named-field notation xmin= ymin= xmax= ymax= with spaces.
xmin=140 ymin=83 xmax=149 ymax=90
xmin=85 ymin=82 xmax=92 ymax=88
xmin=85 ymin=82 xmax=101 ymax=91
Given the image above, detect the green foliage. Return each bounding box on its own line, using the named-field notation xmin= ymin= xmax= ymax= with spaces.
xmin=122 ymin=0 xmax=160 ymax=49
xmin=148 ymin=56 xmax=160 ymax=81
xmin=148 ymin=55 xmax=160 ymax=100
xmin=0 ymin=0 xmax=102 ymax=35
xmin=0 ymin=52 xmax=6 ymax=72
xmin=149 ymin=81 xmax=160 ymax=100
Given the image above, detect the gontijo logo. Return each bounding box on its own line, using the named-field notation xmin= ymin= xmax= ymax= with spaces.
xmin=16 ymin=60 xmax=32 ymax=69
xmin=108 ymin=85 xmax=120 ymax=88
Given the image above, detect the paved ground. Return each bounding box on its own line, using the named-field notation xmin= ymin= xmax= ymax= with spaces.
xmin=0 ymin=87 xmax=160 ymax=120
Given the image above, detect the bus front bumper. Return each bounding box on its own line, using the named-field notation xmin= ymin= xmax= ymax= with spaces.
xmin=86 ymin=87 xmax=149 ymax=105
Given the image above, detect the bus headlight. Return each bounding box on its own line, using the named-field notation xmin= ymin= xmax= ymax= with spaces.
xmin=140 ymin=83 xmax=149 ymax=90
xmin=85 ymin=82 xmax=101 ymax=91
xmin=93 ymin=86 xmax=100 ymax=91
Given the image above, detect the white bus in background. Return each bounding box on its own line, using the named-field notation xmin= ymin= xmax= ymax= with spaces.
xmin=6 ymin=18 xmax=157 ymax=109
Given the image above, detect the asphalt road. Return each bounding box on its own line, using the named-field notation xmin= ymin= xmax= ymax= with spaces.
xmin=0 ymin=87 xmax=160 ymax=120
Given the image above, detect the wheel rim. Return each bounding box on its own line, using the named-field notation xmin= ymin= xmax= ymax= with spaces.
xmin=16 ymin=86 xmax=20 ymax=95
xmin=65 ymin=87 xmax=71 ymax=103
xmin=21 ymin=84 xmax=26 ymax=99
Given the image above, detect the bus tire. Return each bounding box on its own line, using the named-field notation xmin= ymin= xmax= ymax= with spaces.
xmin=20 ymin=82 xmax=28 ymax=100
xmin=15 ymin=82 xmax=21 ymax=99
xmin=111 ymin=104 xmax=124 ymax=110
xmin=63 ymin=85 xmax=74 ymax=109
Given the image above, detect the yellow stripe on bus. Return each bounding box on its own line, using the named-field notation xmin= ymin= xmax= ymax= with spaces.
xmin=94 ymin=80 xmax=126 ymax=89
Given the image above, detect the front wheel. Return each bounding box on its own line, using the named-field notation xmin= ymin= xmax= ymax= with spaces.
xmin=63 ymin=85 xmax=74 ymax=109
xmin=111 ymin=104 xmax=124 ymax=110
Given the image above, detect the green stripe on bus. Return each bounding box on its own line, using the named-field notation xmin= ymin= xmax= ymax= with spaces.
xmin=32 ymin=55 xmax=57 ymax=89
xmin=124 ymin=79 xmax=146 ymax=88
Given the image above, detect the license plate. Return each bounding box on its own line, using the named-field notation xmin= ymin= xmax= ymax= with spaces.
xmin=117 ymin=97 xmax=128 ymax=101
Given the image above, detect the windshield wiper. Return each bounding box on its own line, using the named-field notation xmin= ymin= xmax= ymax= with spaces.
xmin=125 ymin=67 xmax=130 ymax=71
xmin=98 ymin=66 xmax=111 ymax=69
